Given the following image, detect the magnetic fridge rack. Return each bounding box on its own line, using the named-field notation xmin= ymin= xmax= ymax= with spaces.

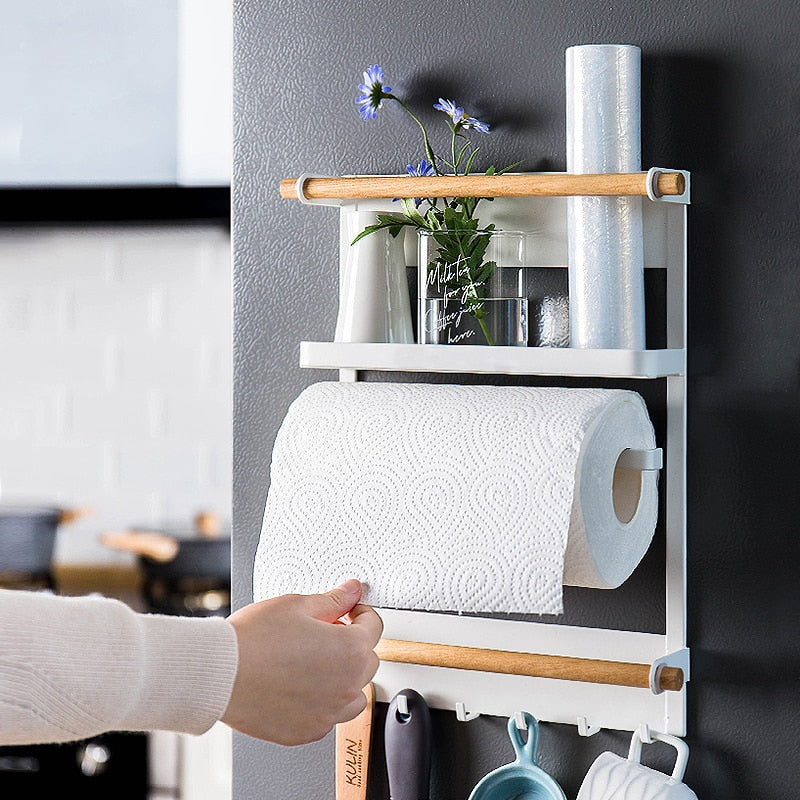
xmin=282 ymin=170 xmax=690 ymax=736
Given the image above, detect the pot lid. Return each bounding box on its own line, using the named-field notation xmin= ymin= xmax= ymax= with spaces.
xmin=0 ymin=503 xmax=61 ymax=515
xmin=0 ymin=504 xmax=92 ymax=524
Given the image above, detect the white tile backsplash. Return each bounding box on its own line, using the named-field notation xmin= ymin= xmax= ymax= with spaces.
xmin=0 ymin=224 xmax=232 ymax=564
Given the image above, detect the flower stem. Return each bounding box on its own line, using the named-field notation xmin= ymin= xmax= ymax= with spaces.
xmin=456 ymin=232 xmax=494 ymax=345
xmin=389 ymin=95 xmax=439 ymax=175
xmin=477 ymin=315 xmax=494 ymax=346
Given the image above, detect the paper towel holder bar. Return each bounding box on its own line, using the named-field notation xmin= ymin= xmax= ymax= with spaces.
xmin=281 ymin=171 xmax=688 ymax=201
xmin=375 ymin=638 xmax=685 ymax=694
xmin=617 ymin=447 xmax=662 ymax=471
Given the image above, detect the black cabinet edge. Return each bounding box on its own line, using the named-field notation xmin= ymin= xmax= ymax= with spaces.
xmin=0 ymin=186 xmax=231 ymax=225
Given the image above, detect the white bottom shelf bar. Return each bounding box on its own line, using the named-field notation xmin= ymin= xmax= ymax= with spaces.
xmin=300 ymin=342 xmax=686 ymax=378
xmin=375 ymin=609 xmax=687 ymax=736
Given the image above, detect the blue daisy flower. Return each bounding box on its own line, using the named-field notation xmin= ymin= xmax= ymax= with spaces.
xmin=434 ymin=98 xmax=491 ymax=134
xmin=463 ymin=116 xmax=491 ymax=134
xmin=406 ymin=159 xmax=435 ymax=177
xmin=433 ymin=98 xmax=465 ymax=125
xmin=394 ymin=159 xmax=436 ymax=206
xmin=356 ymin=64 xmax=392 ymax=120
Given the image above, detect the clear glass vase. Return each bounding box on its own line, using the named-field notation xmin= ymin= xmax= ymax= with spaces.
xmin=417 ymin=229 xmax=528 ymax=346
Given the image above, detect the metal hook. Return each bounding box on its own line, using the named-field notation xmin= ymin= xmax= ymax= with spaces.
xmin=396 ymin=693 xmax=409 ymax=717
xmin=513 ymin=711 xmax=528 ymax=731
xmin=577 ymin=717 xmax=602 ymax=737
xmin=455 ymin=702 xmax=480 ymax=722
xmin=638 ymin=723 xmax=653 ymax=744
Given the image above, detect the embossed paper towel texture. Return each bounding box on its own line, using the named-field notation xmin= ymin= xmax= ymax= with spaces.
xmin=253 ymin=382 xmax=657 ymax=615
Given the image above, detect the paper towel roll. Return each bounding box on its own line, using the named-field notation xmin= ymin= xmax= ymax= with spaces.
xmin=253 ymin=382 xmax=658 ymax=615
xmin=566 ymin=44 xmax=646 ymax=350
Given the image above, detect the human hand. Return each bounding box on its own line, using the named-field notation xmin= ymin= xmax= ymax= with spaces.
xmin=221 ymin=580 xmax=383 ymax=745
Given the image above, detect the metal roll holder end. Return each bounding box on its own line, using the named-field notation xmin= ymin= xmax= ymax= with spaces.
xmin=646 ymin=167 xmax=691 ymax=204
xmin=649 ymin=648 xmax=690 ymax=695
xmin=295 ymin=174 xmax=342 ymax=207
xmin=617 ymin=447 xmax=663 ymax=471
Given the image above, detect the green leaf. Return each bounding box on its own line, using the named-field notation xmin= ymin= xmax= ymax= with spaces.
xmin=455 ymin=141 xmax=471 ymax=171
xmin=350 ymin=214 xmax=408 ymax=244
xmin=464 ymin=147 xmax=480 ymax=175
xmin=443 ymin=206 xmax=462 ymax=231
xmin=398 ymin=200 xmax=430 ymax=229
xmin=496 ymin=160 xmax=525 ymax=175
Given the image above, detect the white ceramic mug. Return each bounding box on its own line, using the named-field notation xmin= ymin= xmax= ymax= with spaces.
xmin=577 ymin=728 xmax=698 ymax=800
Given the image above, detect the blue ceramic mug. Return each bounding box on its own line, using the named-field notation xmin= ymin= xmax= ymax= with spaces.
xmin=468 ymin=713 xmax=567 ymax=800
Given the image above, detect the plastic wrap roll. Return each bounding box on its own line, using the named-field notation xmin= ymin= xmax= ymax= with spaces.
xmin=566 ymin=44 xmax=646 ymax=349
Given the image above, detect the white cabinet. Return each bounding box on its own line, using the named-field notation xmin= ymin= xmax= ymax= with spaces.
xmin=1 ymin=1 xmax=231 ymax=187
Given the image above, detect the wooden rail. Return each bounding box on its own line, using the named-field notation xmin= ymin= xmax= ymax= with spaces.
xmin=280 ymin=172 xmax=686 ymax=201
xmin=376 ymin=638 xmax=684 ymax=693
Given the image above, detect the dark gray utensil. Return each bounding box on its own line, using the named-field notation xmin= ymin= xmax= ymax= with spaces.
xmin=384 ymin=689 xmax=432 ymax=800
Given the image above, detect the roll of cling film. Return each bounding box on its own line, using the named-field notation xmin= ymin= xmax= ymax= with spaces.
xmin=566 ymin=44 xmax=645 ymax=350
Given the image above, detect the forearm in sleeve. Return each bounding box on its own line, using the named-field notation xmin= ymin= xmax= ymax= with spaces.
xmin=0 ymin=589 xmax=238 ymax=745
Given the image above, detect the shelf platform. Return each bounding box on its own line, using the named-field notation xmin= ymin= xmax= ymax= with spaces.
xmin=300 ymin=341 xmax=686 ymax=379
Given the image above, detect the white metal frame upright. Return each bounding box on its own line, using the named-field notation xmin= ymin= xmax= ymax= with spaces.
xmin=293 ymin=171 xmax=690 ymax=736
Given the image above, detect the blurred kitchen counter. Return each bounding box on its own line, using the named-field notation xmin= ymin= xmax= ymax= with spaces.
xmin=52 ymin=563 xmax=145 ymax=609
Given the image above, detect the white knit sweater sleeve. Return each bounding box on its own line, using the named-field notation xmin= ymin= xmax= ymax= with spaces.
xmin=0 ymin=588 xmax=239 ymax=745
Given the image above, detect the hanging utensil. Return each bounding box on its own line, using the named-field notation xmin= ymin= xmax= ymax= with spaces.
xmin=335 ymin=683 xmax=375 ymax=800
xmin=577 ymin=727 xmax=698 ymax=800
xmin=467 ymin=712 xmax=566 ymax=800
xmin=384 ymin=689 xmax=432 ymax=800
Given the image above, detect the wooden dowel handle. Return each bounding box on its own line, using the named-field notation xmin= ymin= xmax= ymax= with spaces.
xmin=280 ymin=172 xmax=685 ymax=201
xmin=375 ymin=638 xmax=684 ymax=693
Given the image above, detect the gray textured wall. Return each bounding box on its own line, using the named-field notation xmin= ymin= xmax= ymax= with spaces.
xmin=232 ymin=1 xmax=800 ymax=797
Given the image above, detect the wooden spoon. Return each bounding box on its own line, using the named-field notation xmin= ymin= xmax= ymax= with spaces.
xmin=335 ymin=682 xmax=375 ymax=800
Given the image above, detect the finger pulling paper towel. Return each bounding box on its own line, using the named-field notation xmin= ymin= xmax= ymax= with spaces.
xmin=253 ymin=382 xmax=658 ymax=615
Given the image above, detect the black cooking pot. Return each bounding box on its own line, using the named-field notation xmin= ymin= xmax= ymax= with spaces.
xmin=101 ymin=514 xmax=230 ymax=582
xmin=141 ymin=533 xmax=231 ymax=582
xmin=0 ymin=505 xmax=90 ymax=575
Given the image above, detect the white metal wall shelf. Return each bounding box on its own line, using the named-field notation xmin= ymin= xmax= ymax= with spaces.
xmin=299 ymin=342 xmax=685 ymax=379
xmin=283 ymin=170 xmax=690 ymax=736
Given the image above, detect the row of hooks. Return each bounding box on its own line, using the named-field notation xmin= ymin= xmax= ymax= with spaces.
xmin=450 ymin=701 xmax=659 ymax=743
